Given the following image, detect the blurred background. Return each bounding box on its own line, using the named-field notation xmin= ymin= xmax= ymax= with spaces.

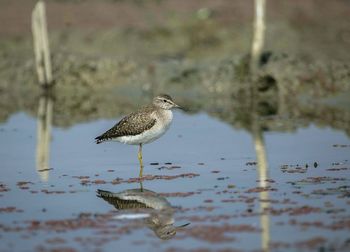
xmin=1 ymin=0 xmax=350 ymax=131
xmin=1 ymin=1 xmax=350 ymax=252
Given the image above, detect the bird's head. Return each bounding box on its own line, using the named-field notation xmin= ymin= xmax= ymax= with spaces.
xmin=153 ymin=94 xmax=181 ymax=110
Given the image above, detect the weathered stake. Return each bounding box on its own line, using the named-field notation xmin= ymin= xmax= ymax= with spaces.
xmin=32 ymin=0 xmax=53 ymax=86
xmin=250 ymin=0 xmax=266 ymax=73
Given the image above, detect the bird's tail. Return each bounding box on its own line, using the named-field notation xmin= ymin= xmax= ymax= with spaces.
xmin=95 ymin=135 xmax=105 ymax=144
xmin=96 ymin=189 xmax=114 ymax=198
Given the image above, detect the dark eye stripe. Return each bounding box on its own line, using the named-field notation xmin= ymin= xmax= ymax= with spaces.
xmin=164 ymin=99 xmax=172 ymax=104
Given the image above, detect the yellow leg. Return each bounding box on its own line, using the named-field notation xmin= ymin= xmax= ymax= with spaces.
xmin=139 ymin=181 xmax=144 ymax=192
xmin=138 ymin=144 xmax=144 ymax=178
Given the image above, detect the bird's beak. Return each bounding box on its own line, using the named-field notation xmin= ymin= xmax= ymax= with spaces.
xmin=174 ymin=103 xmax=182 ymax=110
xmin=175 ymin=222 xmax=190 ymax=229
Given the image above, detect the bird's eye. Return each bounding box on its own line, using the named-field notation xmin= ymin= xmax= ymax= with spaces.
xmin=163 ymin=99 xmax=167 ymax=102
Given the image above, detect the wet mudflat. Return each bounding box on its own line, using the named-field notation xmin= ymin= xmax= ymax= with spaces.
xmin=0 ymin=111 xmax=349 ymax=252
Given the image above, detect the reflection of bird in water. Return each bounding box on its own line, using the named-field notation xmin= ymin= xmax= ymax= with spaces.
xmin=97 ymin=186 xmax=189 ymax=240
xmin=95 ymin=94 xmax=181 ymax=178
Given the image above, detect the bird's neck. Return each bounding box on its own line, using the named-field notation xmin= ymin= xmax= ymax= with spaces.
xmin=156 ymin=109 xmax=173 ymax=123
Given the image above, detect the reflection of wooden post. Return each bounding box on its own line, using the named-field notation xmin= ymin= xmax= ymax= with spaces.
xmin=253 ymin=129 xmax=268 ymax=183
xmin=253 ymin=126 xmax=270 ymax=252
xmin=36 ymin=94 xmax=53 ymax=182
xmin=32 ymin=0 xmax=53 ymax=86
xmin=250 ymin=0 xmax=266 ymax=72
xmin=260 ymin=192 xmax=270 ymax=252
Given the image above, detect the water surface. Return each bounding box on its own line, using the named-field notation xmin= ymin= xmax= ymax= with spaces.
xmin=0 ymin=111 xmax=349 ymax=251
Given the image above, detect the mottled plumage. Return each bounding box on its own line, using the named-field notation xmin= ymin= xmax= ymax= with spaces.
xmin=95 ymin=94 xmax=181 ymax=178
xmin=96 ymin=188 xmax=190 ymax=240
xmin=96 ymin=188 xmax=171 ymax=210
xmin=97 ymin=189 xmax=151 ymax=209
xmin=95 ymin=105 xmax=157 ymax=143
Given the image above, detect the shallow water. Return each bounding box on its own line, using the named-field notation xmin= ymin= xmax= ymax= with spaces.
xmin=1 ymin=111 xmax=350 ymax=252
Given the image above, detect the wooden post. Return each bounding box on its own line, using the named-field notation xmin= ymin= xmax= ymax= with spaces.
xmin=32 ymin=0 xmax=53 ymax=86
xmin=250 ymin=0 xmax=266 ymax=73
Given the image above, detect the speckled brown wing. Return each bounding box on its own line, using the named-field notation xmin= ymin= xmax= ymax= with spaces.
xmin=95 ymin=106 xmax=156 ymax=144
xmin=97 ymin=190 xmax=150 ymax=210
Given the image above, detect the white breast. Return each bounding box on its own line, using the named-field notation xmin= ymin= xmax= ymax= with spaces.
xmin=117 ymin=110 xmax=173 ymax=145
